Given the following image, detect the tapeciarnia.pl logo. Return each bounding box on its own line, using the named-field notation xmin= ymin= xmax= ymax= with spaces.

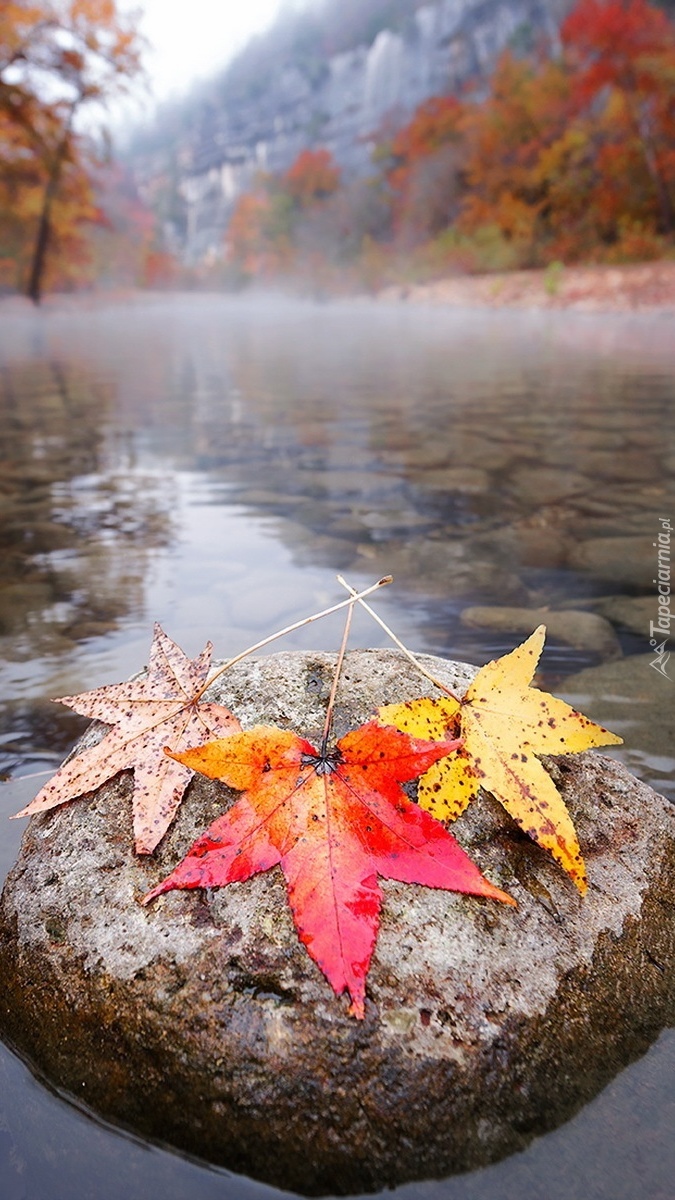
xmin=650 ymin=517 xmax=672 ymax=679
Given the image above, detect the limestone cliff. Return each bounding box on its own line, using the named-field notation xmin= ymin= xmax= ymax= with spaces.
xmin=132 ymin=0 xmax=570 ymax=263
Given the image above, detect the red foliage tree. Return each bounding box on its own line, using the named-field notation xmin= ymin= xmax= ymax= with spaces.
xmin=562 ymin=0 xmax=675 ymax=99
xmin=562 ymin=0 xmax=675 ymax=233
xmin=284 ymin=149 xmax=341 ymax=207
xmin=457 ymin=52 xmax=582 ymax=264
xmin=456 ymin=0 xmax=675 ymax=264
xmin=384 ymin=96 xmax=464 ymax=241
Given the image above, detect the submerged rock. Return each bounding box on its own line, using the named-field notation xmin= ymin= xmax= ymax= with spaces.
xmin=0 ymin=648 xmax=674 ymax=1196
xmin=507 ymin=466 xmax=590 ymax=507
xmin=560 ymin=652 xmax=675 ymax=787
xmin=567 ymin=535 xmax=655 ymax=587
xmin=594 ymin=595 xmax=654 ymax=638
xmin=459 ymin=605 xmax=621 ymax=659
xmin=410 ymin=466 xmax=491 ymax=492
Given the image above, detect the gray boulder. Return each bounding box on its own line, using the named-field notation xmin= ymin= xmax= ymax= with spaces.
xmin=0 ymin=648 xmax=673 ymax=1196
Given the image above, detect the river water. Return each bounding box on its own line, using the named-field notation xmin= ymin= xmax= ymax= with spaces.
xmin=0 ymin=294 xmax=673 ymax=1199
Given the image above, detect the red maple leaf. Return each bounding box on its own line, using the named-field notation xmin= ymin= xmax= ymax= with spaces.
xmin=13 ymin=624 xmax=240 ymax=853
xmin=143 ymin=721 xmax=514 ymax=1017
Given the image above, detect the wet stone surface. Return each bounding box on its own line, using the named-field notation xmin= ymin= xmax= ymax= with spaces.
xmin=1 ymin=649 xmax=674 ymax=1196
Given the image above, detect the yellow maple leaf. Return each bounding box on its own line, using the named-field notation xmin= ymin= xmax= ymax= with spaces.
xmin=378 ymin=625 xmax=622 ymax=894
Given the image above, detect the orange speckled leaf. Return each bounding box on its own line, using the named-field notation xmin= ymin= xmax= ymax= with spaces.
xmin=142 ymin=721 xmax=514 ymax=1019
xmin=379 ymin=626 xmax=622 ymax=893
xmin=12 ymin=624 xmax=240 ymax=853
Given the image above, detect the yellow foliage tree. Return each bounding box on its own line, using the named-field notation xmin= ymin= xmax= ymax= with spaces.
xmin=0 ymin=0 xmax=143 ymax=301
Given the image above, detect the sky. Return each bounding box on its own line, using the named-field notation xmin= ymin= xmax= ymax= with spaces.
xmin=122 ymin=0 xmax=291 ymax=104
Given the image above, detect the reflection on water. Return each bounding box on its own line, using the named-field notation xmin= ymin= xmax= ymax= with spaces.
xmin=0 ymin=294 xmax=674 ymax=1199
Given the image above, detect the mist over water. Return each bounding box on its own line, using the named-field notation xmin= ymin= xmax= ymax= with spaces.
xmin=0 ymin=293 xmax=674 ymax=1199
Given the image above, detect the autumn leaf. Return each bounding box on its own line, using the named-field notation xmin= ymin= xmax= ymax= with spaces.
xmin=142 ymin=721 xmax=514 ymax=1018
xmin=378 ymin=625 xmax=622 ymax=894
xmin=13 ymin=624 xmax=240 ymax=853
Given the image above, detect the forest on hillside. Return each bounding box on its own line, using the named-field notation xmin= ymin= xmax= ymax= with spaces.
xmin=2 ymin=0 xmax=675 ymax=299
xmin=223 ymin=0 xmax=675 ymax=293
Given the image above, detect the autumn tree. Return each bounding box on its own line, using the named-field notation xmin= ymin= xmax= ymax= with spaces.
xmin=456 ymin=0 xmax=675 ymax=265
xmin=227 ymin=191 xmax=276 ymax=278
xmin=383 ymin=96 xmax=464 ymax=243
xmin=226 ymin=150 xmax=342 ymax=284
xmin=284 ymin=148 xmax=341 ymax=207
xmin=0 ymin=0 xmax=143 ymax=301
xmin=562 ymin=0 xmax=675 ymax=236
xmin=457 ymin=51 xmax=582 ymax=266
xmin=86 ymin=161 xmax=179 ymax=290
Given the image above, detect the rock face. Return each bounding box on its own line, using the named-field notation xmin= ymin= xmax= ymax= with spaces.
xmin=142 ymin=0 xmax=570 ymax=263
xmin=1 ymin=649 xmax=674 ymax=1196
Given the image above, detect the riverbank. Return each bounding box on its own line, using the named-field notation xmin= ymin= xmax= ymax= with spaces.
xmin=2 ymin=259 xmax=675 ymax=315
xmin=376 ymin=259 xmax=675 ymax=313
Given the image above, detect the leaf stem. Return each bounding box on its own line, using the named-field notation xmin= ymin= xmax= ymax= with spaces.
xmin=335 ymin=575 xmax=458 ymax=699
xmin=194 ymin=576 xmax=393 ymax=701
xmin=1 ymin=767 xmax=53 ymax=785
xmin=320 ymin=603 xmax=354 ymax=756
